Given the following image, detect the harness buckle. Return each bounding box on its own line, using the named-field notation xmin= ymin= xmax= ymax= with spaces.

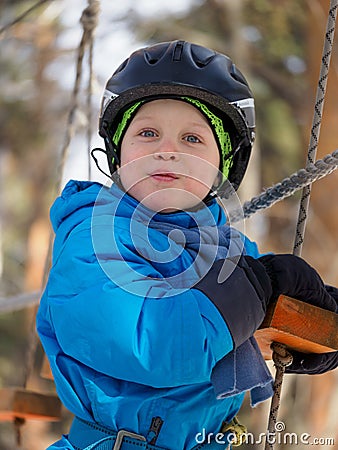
xmin=221 ymin=416 xmax=247 ymax=447
xmin=112 ymin=429 xmax=147 ymax=450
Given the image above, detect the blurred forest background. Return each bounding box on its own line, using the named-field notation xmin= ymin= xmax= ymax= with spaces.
xmin=0 ymin=0 xmax=338 ymax=449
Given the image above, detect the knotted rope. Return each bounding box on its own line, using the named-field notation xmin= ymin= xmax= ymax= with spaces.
xmin=264 ymin=344 xmax=293 ymax=450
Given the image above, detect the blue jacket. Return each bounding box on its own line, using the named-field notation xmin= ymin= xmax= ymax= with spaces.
xmin=37 ymin=180 xmax=266 ymax=449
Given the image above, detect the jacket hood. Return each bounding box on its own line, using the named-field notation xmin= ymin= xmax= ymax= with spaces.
xmin=51 ymin=180 xmax=103 ymax=233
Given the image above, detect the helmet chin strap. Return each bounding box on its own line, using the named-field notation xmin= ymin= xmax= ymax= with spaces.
xmin=91 ymin=120 xmax=122 ymax=180
xmin=101 ymin=121 xmax=121 ymax=171
xmin=90 ymin=147 xmax=114 ymax=180
xmin=90 ymin=146 xmax=123 ymax=189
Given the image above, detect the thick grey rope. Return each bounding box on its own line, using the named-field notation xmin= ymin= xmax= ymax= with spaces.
xmin=228 ymin=149 xmax=338 ymax=223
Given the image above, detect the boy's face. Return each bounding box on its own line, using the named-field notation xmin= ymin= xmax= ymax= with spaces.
xmin=119 ymin=99 xmax=220 ymax=213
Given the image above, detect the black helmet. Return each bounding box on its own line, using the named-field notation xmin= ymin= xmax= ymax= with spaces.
xmin=99 ymin=40 xmax=255 ymax=191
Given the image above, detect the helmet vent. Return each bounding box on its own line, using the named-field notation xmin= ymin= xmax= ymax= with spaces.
xmin=147 ymin=57 xmax=159 ymax=65
xmin=230 ymin=65 xmax=246 ymax=84
xmin=191 ymin=45 xmax=215 ymax=68
xmin=114 ymin=59 xmax=128 ymax=75
xmin=194 ymin=56 xmax=213 ymax=68
xmin=144 ymin=45 xmax=167 ymax=65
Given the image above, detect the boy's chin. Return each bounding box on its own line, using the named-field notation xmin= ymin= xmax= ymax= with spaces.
xmin=138 ymin=193 xmax=205 ymax=214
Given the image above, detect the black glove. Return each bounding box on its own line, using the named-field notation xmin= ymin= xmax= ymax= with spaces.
xmin=194 ymin=255 xmax=273 ymax=348
xmin=258 ymin=254 xmax=337 ymax=313
xmin=286 ymin=284 xmax=338 ymax=374
xmin=285 ymin=350 xmax=338 ymax=375
xmin=325 ymin=284 xmax=338 ymax=305
xmin=258 ymin=256 xmax=338 ymax=375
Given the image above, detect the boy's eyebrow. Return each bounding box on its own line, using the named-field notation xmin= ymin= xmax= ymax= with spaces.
xmin=189 ymin=122 xmax=211 ymax=131
xmin=132 ymin=116 xmax=212 ymax=131
xmin=131 ymin=115 xmax=153 ymax=122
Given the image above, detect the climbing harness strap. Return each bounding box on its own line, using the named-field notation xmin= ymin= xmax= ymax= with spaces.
xmin=68 ymin=417 xmax=165 ymax=450
xmin=68 ymin=417 xmax=241 ymax=450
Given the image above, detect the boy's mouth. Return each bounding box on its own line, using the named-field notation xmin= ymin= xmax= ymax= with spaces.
xmin=149 ymin=171 xmax=180 ymax=182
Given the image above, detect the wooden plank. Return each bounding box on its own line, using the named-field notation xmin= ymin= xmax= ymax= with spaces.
xmin=255 ymin=295 xmax=338 ymax=360
xmin=0 ymin=388 xmax=62 ymax=421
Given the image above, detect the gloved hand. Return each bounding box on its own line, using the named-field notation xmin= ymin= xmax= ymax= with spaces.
xmin=325 ymin=284 xmax=338 ymax=304
xmin=286 ymin=283 xmax=338 ymax=374
xmin=257 ymin=257 xmax=338 ymax=374
xmin=258 ymin=254 xmax=337 ymax=313
xmin=285 ymin=350 xmax=338 ymax=375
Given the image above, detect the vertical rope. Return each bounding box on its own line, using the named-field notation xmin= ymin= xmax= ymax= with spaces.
xmin=264 ymin=344 xmax=293 ymax=450
xmin=293 ymin=0 xmax=338 ymax=256
xmin=81 ymin=0 xmax=100 ymax=181
xmin=57 ymin=0 xmax=100 ymax=193
xmin=264 ymin=2 xmax=338 ymax=449
xmin=86 ymin=27 xmax=95 ymax=181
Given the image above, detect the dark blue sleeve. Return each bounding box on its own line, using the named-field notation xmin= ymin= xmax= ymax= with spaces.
xmin=193 ymin=256 xmax=272 ymax=348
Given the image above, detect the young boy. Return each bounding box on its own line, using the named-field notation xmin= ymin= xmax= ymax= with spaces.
xmin=37 ymin=40 xmax=337 ymax=450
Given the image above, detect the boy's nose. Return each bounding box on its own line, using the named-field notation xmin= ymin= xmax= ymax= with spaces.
xmin=153 ymin=139 xmax=180 ymax=161
xmin=153 ymin=152 xmax=180 ymax=161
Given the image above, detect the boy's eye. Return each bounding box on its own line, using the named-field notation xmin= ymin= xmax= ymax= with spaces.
xmin=184 ymin=135 xmax=200 ymax=143
xmin=140 ymin=129 xmax=157 ymax=137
